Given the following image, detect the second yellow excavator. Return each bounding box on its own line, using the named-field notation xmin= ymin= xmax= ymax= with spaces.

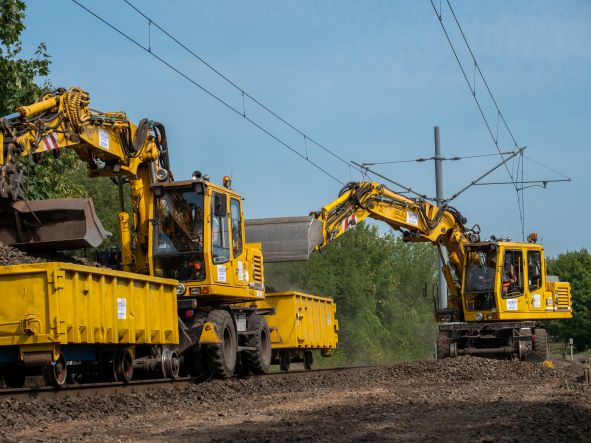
xmin=248 ymin=181 xmax=572 ymax=361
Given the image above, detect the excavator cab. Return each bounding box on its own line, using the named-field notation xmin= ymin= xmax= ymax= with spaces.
xmin=461 ymin=241 xmax=571 ymax=322
xmin=151 ymin=175 xmax=265 ymax=303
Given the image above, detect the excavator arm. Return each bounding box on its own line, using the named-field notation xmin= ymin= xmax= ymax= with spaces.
xmin=311 ymin=181 xmax=483 ymax=307
xmin=0 ymin=87 xmax=172 ymax=273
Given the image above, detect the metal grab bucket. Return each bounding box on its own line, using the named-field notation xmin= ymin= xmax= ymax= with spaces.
xmin=245 ymin=216 xmax=323 ymax=262
xmin=0 ymin=198 xmax=110 ymax=250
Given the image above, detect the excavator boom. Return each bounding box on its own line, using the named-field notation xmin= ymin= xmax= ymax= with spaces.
xmin=0 ymin=87 xmax=171 ymax=272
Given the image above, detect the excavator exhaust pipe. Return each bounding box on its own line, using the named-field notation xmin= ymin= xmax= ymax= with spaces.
xmin=0 ymin=198 xmax=110 ymax=251
xmin=245 ymin=216 xmax=323 ymax=262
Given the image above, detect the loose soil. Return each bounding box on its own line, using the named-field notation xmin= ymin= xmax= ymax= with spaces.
xmin=1 ymin=357 xmax=589 ymax=442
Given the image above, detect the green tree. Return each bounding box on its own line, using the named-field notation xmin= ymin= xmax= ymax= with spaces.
xmin=266 ymin=223 xmax=438 ymax=365
xmin=0 ymin=0 xmax=124 ymax=247
xmin=0 ymin=0 xmax=86 ymax=201
xmin=0 ymin=0 xmax=49 ymax=115
xmin=547 ymin=249 xmax=591 ymax=351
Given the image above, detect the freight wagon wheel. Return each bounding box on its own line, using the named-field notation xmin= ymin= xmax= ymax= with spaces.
xmin=279 ymin=351 xmax=290 ymax=372
xmin=43 ymin=353 xmax=67 ymax=388
xmin=113 ymin=350 xmax=134 ymax=383
xmin=242 ymin=314 xmax=272 ymax=374
xmin=204 ymin=310 xmax=237 ymax=379
xmin=304 ymin=350 xmax=313 ymax=370
xmin=4 ymin=367 xmax=26 ymax=388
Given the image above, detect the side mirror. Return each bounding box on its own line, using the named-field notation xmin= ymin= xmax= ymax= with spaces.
xmin=213 ymin=193 xmax=227 ymax=217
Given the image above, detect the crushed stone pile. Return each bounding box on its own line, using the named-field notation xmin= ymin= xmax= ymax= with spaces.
xmin=0 ymin=242 xmax=104 ymax=268
xmin=0 ymin=242 xmax=45 ymax=266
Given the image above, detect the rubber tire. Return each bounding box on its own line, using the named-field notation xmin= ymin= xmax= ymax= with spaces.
xmin=436 ymin=331 xmax=451 ymax=359
xmin=242 ymin=315 xmax=272 ymax=375
xmin=304 ymin=350 xmax=313 ymax=370
xmin=531 ymin=328 xmax=549 ymax=362
xmin=204 ymin=310 xmax=237 ymax=379
xmin=279 ymin=351 xmax=290 ymax=372
xmin=4 ymin=370 xmax=25 ymax=388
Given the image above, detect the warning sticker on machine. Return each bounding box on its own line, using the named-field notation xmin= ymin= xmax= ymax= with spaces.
xmin=532 ymin=293 xmax=541 ymax=308
xmin=506 ymin=299 xmax=518 ymax=311
xmin=98 ymin=128 xmax=110 ymax=149
xmin=406 ymin=211 xmax=418 ymax=226
xmin=117 ymin=298 xmax=126 ymax=319
xmin=217 ymin=265 xmax=227 ymax=283
xmin=237 ymin=261 xmax=244 ymax=281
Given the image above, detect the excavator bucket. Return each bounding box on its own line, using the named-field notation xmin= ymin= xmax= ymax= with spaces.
xmin=245 ymin=216 xmax=323 ymax=262
xmin=0 ymin=198 xmax=110 ymax=251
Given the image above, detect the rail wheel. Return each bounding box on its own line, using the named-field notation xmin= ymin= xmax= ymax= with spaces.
xmin=162 ymin=350 xmax=180 ymax=379
xmin=304 ymin=350 xmax=313 ymax=370
xmin=279 ymin=350 xmax=290 ymax=372
xmin=243 ymin=314 xmax=272 ymax=375
xmin=517 ymin=340 xmax=528 ymax=361
xmin=436 ymin=331 xmax=451 ymax=359
xmin=43 ymin=353 xmax=67 ymax=388
xmin=4 ymin=367 xmax=25 ymax=388
xmin=204 ymin=310 xmax=237 ymax=379
xmin=530 ymin=328 xmax=549 ymax=362
xmin=113 ymin=350 xmax=134 ymax=383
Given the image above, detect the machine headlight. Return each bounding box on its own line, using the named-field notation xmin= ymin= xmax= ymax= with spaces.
xmin=475 ymin=312 xmax=483 ymax=321
xmin=190 ymin=287 xmax=201 ymax=295
xmin=176 ymin=283 xmax=186 ymax=295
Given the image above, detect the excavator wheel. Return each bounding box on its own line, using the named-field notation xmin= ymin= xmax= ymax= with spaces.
xmin=530 ymin=328 xmax=550 ymax=362
xmin=242 ymin=314 xmax=272 ymax=375
xmin=204 ymin=310 xmax=237 ymax=379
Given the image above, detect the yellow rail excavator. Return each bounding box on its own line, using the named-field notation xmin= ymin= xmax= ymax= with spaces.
xmin=0 ymin=87 xmax=337 ymax=386
xmin=247 ymin=181 xmax=572 ymax=361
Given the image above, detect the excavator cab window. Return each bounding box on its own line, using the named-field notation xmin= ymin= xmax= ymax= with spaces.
xmin=211 ymin=192 xmax=230 ymax=264
xmin=230 ymin=198 xmax=243 ymax=257
xmin=464 ymin=247 xmax=497 ymax=310
xmin=152 ymin=186 xmax=206 ymax=281
xmin=502 ymin=250 xmax=524 ymax=298
xmin=528 ymin=250 xmax=542 ymax=291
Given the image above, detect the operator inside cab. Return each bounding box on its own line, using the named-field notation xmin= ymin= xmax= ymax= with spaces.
xmin=502 ymin=251 xmax=523 ymax=297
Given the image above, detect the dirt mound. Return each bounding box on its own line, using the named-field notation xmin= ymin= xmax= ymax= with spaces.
xmin=0 ymin=358 xmax=588 ymax=442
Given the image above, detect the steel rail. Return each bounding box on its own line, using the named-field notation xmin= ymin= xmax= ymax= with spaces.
xmin=0 ymin=365 xmax=381 ymax=400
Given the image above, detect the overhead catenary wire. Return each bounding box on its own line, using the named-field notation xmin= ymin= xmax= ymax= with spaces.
xmin=430 ymin=0 xmax=530 ymax=239
xmin=71 ymin=0 xmax=356 ymax=185
xmin=362 ymin=150 xmax=515 ymax=166
xmin=429 ymin=0 xmax=518 ymax=187
xmin=120 ymin=0 xmax=364 ymax=176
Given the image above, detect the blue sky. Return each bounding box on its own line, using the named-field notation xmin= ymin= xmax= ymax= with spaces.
xmin=20 ymin=1 xmax=590 ymax=256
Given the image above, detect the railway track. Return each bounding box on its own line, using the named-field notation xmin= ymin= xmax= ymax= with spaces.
xmin=0 ymin=365 xmax=379 ymax=400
